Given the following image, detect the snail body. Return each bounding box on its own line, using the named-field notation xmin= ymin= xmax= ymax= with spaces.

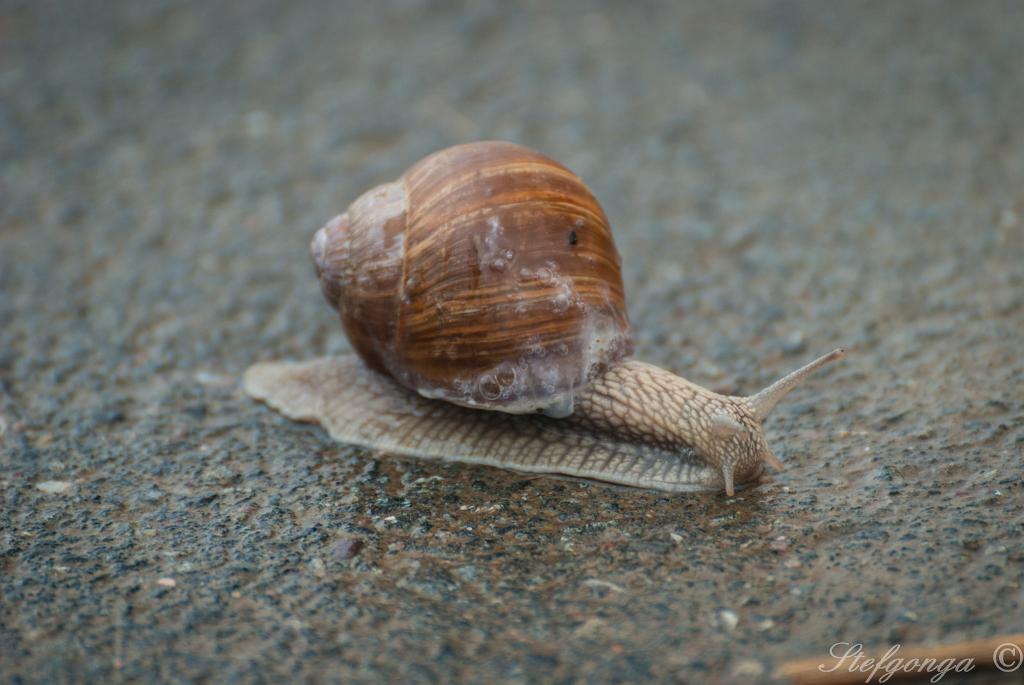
xmin=245 ymin=141 xmax=844 ymax=494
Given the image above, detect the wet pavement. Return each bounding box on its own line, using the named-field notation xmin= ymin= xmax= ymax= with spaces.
xmin=2 ymin=1 xmax=1022 ymax=683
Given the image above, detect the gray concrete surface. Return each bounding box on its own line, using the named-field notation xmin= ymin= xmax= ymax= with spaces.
xmin=2 ymin=1 xmax=1022 ymax=683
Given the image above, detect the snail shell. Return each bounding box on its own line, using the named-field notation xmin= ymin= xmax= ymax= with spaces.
xmin=309 ymin=141 xmax=631 ymax=417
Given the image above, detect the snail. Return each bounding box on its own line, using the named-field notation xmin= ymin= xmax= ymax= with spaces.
xmin=244 ymin=141 xmax=844 ymax=495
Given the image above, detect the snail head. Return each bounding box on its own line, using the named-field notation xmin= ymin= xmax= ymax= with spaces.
xmin=701 ymin=349 xmax=846 ymax=495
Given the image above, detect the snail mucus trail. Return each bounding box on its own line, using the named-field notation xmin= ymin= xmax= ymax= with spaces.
xmin=244 ymin=141 xmax=845 ymax=495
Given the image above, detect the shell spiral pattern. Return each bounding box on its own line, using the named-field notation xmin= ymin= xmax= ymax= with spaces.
xmin=311 ymin=141 xmax=633 ymax=416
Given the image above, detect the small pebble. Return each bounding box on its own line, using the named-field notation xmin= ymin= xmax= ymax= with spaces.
xmin=572 ymin=617 xmax=607 ymax=638
xmin=781 ymin=331 xmax=807 ymax=355
xmin=36 ymin=480 xmax=74 ymax=494
xmin=194 ymin=371 xmax=236 ymax=388
xmin=156 ymin=578 xmax=176 ymax=588
xmin=716 ymin=608 xmax=739 ymax=631
xmin=329 ymin=538 xmax=365 ymax=561
xmin=582 ymin=578 xmax=625 ymax=593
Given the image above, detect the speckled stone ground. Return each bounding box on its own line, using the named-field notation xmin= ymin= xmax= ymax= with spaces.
xmin=2 ymin=1 xmax=1022 ymax=683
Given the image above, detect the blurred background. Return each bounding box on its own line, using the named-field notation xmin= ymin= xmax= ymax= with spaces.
xmin=2 ymin=1 xmax=1022 ymax=683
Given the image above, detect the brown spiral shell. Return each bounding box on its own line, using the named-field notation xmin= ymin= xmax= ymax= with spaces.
xmin=310 ymin=141 xmax=633 ymax=416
